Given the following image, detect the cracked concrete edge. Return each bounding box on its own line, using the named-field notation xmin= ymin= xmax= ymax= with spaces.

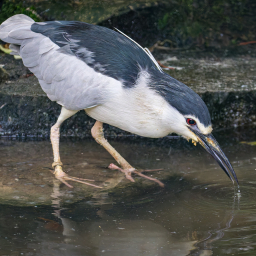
xmin=0 ymin=87 xmax=256 ymax=137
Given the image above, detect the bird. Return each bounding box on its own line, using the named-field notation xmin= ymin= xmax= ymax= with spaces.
xmin=0 ymin=14 xmax=238 ymax=188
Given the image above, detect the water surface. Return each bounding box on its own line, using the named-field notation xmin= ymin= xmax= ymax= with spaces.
xmin=0 ymin=128 xmax=256 ymax=255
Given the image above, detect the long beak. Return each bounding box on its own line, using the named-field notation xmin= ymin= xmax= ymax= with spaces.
xmin=190 ymin=128 xmax=239 ymax=185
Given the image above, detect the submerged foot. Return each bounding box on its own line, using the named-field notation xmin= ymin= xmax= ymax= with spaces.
xmin=108 ymin=163 xmax=164 ymax=187
xmin=53 ymin=165 xmax=102 ymax=189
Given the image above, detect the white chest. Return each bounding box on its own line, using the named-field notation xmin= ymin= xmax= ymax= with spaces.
xmin=85 ymin=85 xmax=172 ymax=138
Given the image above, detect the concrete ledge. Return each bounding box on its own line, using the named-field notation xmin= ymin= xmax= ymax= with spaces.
xmin=0 ymin=53 xmax=256 ymax=137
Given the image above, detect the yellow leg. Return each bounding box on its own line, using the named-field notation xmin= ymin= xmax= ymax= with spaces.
xmin=91 ymin=121 xmax=164 ymax=187
xmin=51 ymin=107 xmax=102 ymax=188
xmin=91 ymin=121 xmax=135 ymax=182
xmin=91 ymin=121 xmax=133 ymax=169
xmin=51 ymin=107 xmax=78 ymax=169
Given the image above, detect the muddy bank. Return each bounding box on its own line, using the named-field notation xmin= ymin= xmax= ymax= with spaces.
xmin=0 ymin=52 xmax=256 ymax=137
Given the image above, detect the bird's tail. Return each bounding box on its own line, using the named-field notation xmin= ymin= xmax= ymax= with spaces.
xmin=0 ymin=14 xmax=35 ymax=56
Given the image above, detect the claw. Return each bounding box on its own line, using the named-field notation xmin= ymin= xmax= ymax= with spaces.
xmin=53 ymin=165 xmax=103 ymax=188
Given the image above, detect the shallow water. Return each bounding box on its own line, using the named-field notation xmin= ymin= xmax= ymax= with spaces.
xmin=0 ymin=128 xmax=256 ymax=255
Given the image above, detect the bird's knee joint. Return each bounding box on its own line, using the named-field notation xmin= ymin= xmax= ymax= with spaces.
xmin=51 ymin=125 xmax=60 ymax=133
xmin=91 ymin=126 xmax=104 ymax=140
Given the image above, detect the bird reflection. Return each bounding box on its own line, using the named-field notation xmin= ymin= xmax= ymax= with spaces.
xmin=47 ymin=180 xmax=197 ymax=256
xmin=29 ymin=181 xmax=241 ymax=256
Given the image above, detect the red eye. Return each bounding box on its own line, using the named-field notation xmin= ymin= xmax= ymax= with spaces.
xmin=186 ymin=118 xmax=196 ymax=126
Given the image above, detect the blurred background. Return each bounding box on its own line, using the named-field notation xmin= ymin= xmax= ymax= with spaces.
xmin=1 ymin=0 xmax=256 ymax=51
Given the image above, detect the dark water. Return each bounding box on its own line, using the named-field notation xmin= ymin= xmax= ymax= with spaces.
xmin=0 ymin=128 xmax=256 ymax=255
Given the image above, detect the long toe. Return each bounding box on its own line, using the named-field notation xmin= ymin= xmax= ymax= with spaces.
xmin=133 ymin=170 xmax=164 ymax=187
xmin=108 ymin=163 xmax=164 ymax=186
xmin=68 ymin=176 xmax=95 ymax=182
xmin=108 ymin=163 xmax=135 ymax=182
xmin=64 ymin=176 xmax=103 ymax=188
xmin=54 ymin=165 xmax=102 ymax=188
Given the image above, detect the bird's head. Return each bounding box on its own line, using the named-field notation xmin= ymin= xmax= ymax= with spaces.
xmin=151 ymin=71 xmax=238 ymax=185
xmin=179 ymin=114 xmax=238 ymax=185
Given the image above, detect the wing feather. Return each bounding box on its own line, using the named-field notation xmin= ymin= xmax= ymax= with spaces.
xmin=39 ymin=37 xmax=55 ymax=54
xmin=30 ymin=20 xmax=163 ymax=88
xmin=8 ymin=28 xmax=36 ymax=39
xmin=0 ymin=14 xmax=162 ymax=110
xmin=114 ymin=28 xmax=163 ymax=73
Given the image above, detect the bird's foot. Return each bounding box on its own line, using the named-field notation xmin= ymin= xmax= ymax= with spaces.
xmin=108 ymin=163 xmax=164 ymax=187
xmin=108 ymin=163 xmax=135 ymax=182
xmin=53 ymin=164 xmax=103 ymax=189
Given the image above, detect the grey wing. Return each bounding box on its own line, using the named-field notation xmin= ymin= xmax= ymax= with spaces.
xmin=30 ymin=19 xmax=163 ymax=88
xmin=0 ymin=15 xmax=113 ymax=110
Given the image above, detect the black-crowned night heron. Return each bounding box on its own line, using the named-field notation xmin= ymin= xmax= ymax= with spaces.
xmin=0 ymin=14 xmax=238 ymax=188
